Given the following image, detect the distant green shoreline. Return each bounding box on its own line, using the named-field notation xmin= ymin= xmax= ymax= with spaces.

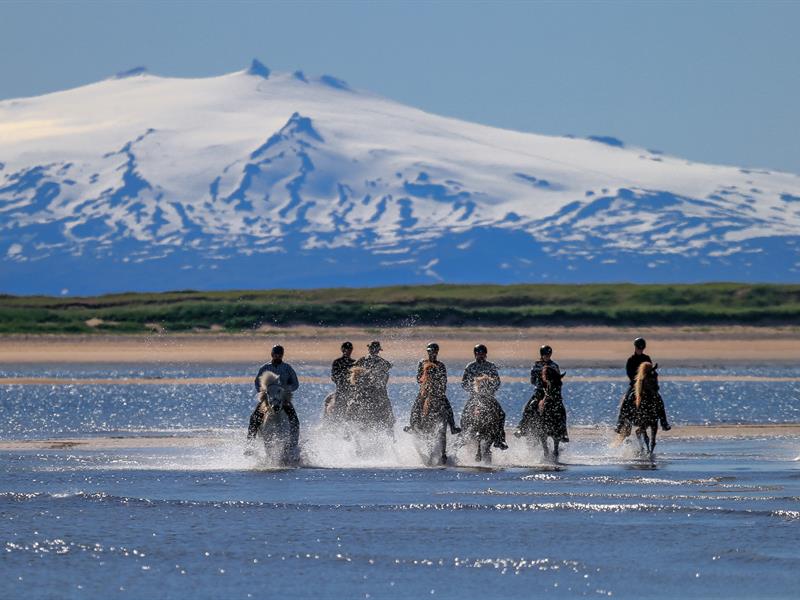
xmin=1 ymin=283 xmax=799 ymax=334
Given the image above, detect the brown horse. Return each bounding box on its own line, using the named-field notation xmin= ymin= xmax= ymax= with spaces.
xmin=405 ymin=361 xmax=459 ymax=465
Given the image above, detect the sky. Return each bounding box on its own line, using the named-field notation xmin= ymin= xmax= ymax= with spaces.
xmin=1 ymin=0 xmax=799 ymax=174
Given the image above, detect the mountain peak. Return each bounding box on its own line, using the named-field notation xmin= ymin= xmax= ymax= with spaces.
xmin=247 ymin=59 xmax=270 ymax=79
xmin=114 ymin=66 xmax=147 ymax=79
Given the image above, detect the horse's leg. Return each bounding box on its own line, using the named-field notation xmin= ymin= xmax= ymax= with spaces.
xmin=650 ymin=425 xmax=658 ymax=455
xmin=483 ymin=440 xmax=493 ymax=465
xmin=475 ymin=438 xmax=482 ymax=462
xmin=539 ymin=434 xmax=550 ymax=460
xmin=439 ymin=426 xmax=448 ymax=466
xmin=553 ymin=437 xmax=560 ymax=459
xmin=642 ymin=427 xmax=652 ymax=454
xmin=635 ymin=428 xmax=646 ymax=455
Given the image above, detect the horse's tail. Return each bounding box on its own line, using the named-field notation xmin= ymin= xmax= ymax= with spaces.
xmin=634 ymin=362 xmax=653 ymax=407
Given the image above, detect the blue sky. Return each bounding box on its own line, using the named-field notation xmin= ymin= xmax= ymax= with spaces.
xmin=1 ymin=0 xmax=798 ymax=173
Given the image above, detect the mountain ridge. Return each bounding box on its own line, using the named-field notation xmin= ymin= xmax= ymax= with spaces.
xmin=1 ymin=60 xmax=798 ymax=294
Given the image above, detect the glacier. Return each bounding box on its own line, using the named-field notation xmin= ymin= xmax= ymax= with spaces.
xmin=1 ymin=59 xmax=799 ymax=295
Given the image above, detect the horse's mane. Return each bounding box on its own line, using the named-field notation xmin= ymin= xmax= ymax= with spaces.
xmin=634 ymin=362 xmax=654 ymax=407
xmin=419 ymin=361 xmax=436 ymax=393
xmin=349 ymin=365 xmax=366 ymax=386
xmin=473 ymin=374 xmax=493 ymax=393
xmin=258 ymin=370 xmax=292 ymax=404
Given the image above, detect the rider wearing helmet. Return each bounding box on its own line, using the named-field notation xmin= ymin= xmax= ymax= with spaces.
xmin=461 ymin=344 xmax=507 ymax=449
xmin=516 ymin=345 xmax=568 ymax=441
xmin=407 ymin=342 xmax=460 ymax=435
xmin=626 ymin=338 xmax=651 ymax=383
xmin=616 ymin=337 xmax=671 ymax=433
xmin=247 ymin=345 xmax=301 ymax=447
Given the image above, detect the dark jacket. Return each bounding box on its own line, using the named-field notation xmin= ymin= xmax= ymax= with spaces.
xmin=331 ymin=356 xmax=356 ymax=391
xmin=254 ymin=361 xmax=299 ymax=393
xmin=626 ymin=353 xmax=652 ymax=384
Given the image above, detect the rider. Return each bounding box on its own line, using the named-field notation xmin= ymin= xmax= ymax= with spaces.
xmin=247 ymin=344 xmax=301 ymax=446
xmin=407 ymin=342 xmax=460 ymax=434
xmin=352 ymin=340 xmax=396 ymax=432
xmin=616 ymin=337 xmax=671 ymax=432
xmin=516 ymin=345 xmax=568 ymax=441
xmin=461 ymin=344 xmax=507 ymax=449
xmin=329 ymin=341 xmax=356 ymax=419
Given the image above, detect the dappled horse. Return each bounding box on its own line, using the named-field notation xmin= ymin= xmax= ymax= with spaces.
xmin=405 ymin=361 xmax=460 ymax=466
xmin=518 ymin=366 xmax=568 ymax=460
xmin=458 ymin=375 xmax=505 ymax=464
xmin=255 ymin=371 xmax=299 ymax=466
xmin=342 ymin=366 xmax=395 ymax=451
xmin=617 ymin=362 xmax=663 ymax=456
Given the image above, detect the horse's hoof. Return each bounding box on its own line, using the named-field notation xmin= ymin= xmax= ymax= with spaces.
xmin=662 ymin=423 xmax=672 ymax=431
xmin=494 ymin=441 xmax=508 ymax=450
xmin=560 ymin=436 xmax=569 ymax=443
xmin=513 ymin=429 xmax=523 ymax=438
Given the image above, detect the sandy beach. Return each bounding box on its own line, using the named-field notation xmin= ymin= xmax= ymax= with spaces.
xmin=1 ymin=326 xmax=798 ymax=365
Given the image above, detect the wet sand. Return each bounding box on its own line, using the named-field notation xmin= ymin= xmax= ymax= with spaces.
xmin=2 ymin=424 xmax=798 ymax=452
xmin=1 ymin=326 xmax=798 ymax=365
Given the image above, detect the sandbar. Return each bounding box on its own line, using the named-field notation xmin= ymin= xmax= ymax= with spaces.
xmin=1 ymin=326 xmax=798 ymax=366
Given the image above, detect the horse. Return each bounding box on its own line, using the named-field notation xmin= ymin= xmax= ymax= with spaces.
xmin=405 ymin=361 xmax=459 ymax=466
xmin=616 ymin=362 xmax=662 ymax=457
xmin=518 ymin=366 xmax=568 ymax=460
xmin=255 ymin=371 xmax=299 ymax=466
xmin=345 ymin=366 xmax=395 ymax=433
xmin=458 ymin=375 xmax=504 ymax=464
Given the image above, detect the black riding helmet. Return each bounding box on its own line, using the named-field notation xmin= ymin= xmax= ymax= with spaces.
xmin=271 ymin=344 xmax=285 ymax=355
xmin=341 ymin=341 xmax=353 ymax=350
xmin=540 ymin=345 xmax=552 ymax=356
xmin=634 ymin=337 xmax=647 ymax=350
xmin=426 ymin=342 xmax=439 ymax=352
xmin=473 ymin=344 xmax=488 ymax=354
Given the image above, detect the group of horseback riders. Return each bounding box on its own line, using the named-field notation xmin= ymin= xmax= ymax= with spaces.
xmin=245 ymin=337 xmax=672 ymax=462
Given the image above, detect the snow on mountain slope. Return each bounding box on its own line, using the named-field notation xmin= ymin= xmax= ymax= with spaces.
xmin=1 ymin=60 xmax=799 ymax=294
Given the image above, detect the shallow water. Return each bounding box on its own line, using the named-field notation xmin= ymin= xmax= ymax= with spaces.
xmin=2 ymin=363 xmax=799 ymax=598
xmin=2 ymin=363 xmax=800 ymax=438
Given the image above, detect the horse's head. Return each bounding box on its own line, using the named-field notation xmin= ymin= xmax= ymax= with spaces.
xmin=542 ymin=366 xmax=564 ymax=390
xmin=473 ymin=374 xmax=493 ymax=396
xmin=349 ymin=366 xmax=366 ymax=387
xmin=420 ymin=361 xmax=436 ymax=394
xmin=258 ymin=371 xmax=290 ymax=414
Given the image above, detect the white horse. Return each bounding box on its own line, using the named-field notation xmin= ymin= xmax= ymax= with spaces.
xmin=256 ymin=371 xmax=299 ymax=466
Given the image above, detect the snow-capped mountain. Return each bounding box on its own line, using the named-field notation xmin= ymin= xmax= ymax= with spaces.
xmin=2 ymin=59 xmax=799 ymax=295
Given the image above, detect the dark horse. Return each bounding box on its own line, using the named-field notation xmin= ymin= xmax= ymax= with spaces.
xmin=617 ymin=362 xmax=662 ymax=456
xmin=458 ymin=375 xmax=505 ymax=464
xmin=517 ymin=366 xmax=568 ymax=460
xmin=404 ymin=361 xmax=460 ymax=466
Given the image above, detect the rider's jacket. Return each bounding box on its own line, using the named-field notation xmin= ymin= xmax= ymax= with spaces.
xmin=417 ymin=359 xmax=448 ymax=397
xmin=461 ymin=359 xmax=501 ymax=396
xmin=625 ymin=353 xmax=652 ymax=384
xmin=254 ymin=361 xmax=300 ymax=393
xmin=331 ymin=356 xmax=356 ymax=391
xmin=531 ymin=359 xmax=560 ymax=396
